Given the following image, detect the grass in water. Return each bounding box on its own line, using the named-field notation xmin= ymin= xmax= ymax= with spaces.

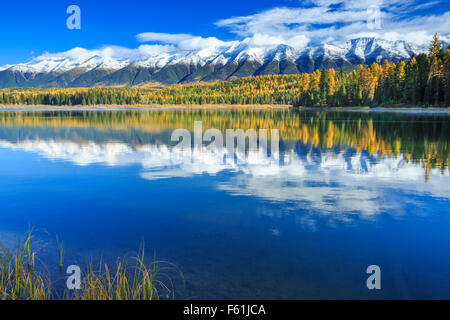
xmin=56 ymin=235 xmax=64 ymax=275
xmin=69 ymin=248 xmax=160 ymax=300
xmin=0 ymin=232 xmax=51 ymax=300
xmin=0 ymin=232 xmax=176 ymax=300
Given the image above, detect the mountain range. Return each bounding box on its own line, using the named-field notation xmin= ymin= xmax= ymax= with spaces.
xmin=0 ymin=37 xmax=431 ymax=88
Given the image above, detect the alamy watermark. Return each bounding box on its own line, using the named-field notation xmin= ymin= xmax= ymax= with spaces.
xmin=367 ymin=5 xmax=382 ymax=30
xmin=65 ymin=263 xmax=383 ymax=291
xmin=170 ymin=121 xmax=280 ymax=163
xmin=66 ymin=265 xmax=81 ymax=290
xmin=66 ymin=5 xmax=81 ymax=30
xmin=366 ymin=265 xmax=381 ymax=290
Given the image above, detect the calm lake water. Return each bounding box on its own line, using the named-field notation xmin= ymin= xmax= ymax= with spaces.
xmin=0 ymin=108 xmax=449 ymax=299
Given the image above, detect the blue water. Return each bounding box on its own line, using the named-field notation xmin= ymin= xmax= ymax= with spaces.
xmin=0 ymin=109 xmax=449 ymax=299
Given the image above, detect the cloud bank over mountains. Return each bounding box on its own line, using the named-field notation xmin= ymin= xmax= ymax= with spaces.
xmin=215 ymin=0 xmax=450 ymax=49
xmin=130 ymin=0 xmax=450 ymax=55
xmin=133 ymin=0 xmax=450 ymax=52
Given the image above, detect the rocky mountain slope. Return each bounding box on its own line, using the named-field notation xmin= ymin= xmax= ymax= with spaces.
xmin=0 ymin=38 xmax=429 ymax=88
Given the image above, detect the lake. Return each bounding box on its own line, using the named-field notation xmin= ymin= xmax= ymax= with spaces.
xmin=0 ymin=108 xmax=449 ymax=299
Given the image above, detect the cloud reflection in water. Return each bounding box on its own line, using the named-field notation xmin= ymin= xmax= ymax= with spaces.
xmin=0 ymin=139 xmax=448 ymax=222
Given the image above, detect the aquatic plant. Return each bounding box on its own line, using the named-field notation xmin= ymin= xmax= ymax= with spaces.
xmin=0 ymin=231 xmax=50 ymax=300
xmin=0 ymin=232 xmax=176 ymax=300
xmin=69 ymin=248 xmax=160 ymax=300
xmin=56 ymin=235 xmax=64 ymax=274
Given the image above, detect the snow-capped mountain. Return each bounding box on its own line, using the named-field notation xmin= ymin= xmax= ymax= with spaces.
xmin=0 ymin=38 xmax=430 ymax=88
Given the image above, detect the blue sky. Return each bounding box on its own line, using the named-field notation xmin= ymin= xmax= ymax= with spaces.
xmin=0 ymin=0 xmax=449 ymax=65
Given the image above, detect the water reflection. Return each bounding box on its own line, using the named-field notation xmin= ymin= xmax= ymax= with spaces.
xmin=1 ymin=109 xmax=450 ymax=299
xmin=0 ymin=109 xmax=448 ymax=171
xmin=0 ymin=109 xmax=448 ymax=223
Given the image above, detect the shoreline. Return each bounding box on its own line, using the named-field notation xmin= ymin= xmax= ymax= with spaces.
xmin=0 ymin=104 xmax=448 ymax=113
xmin=0 ymin=104 xmax=294 ymax=111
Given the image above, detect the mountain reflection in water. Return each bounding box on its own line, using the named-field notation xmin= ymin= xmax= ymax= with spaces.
xmin=0 ymin=109 xmax=449 ymax=299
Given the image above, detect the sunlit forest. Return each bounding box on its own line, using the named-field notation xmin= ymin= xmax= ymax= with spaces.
xmin=0 ymin=109 xmax=447 ymax=180
xmin=0 ymin=34 xmax=449 ymax=108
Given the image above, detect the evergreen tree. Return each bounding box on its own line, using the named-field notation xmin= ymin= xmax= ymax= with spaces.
xmin=404 ymin=57 xmax=419 ymax=104
xmin=444 ymin=48 xmax=450 ymax=106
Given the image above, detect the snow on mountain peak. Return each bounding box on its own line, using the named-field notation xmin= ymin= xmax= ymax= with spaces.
xmin=0 ymin=37 xmax=430 ymax=86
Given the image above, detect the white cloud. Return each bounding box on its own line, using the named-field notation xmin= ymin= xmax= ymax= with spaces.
xmin=136 ymin=32 xmax=194 ymax=44
xmin=241 ymin=34 xmax=310 ymax=49
xmin=215 ymin=0 xmax=450 ymax=46
xmin=136 ymin=32 xmax=236 ymax=51
xmin=41 ymin=44 xmax=176 ymax=61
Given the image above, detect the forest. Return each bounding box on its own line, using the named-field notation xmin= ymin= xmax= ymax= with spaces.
xmin=0 ymin=34 xmax=449 ymax=108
